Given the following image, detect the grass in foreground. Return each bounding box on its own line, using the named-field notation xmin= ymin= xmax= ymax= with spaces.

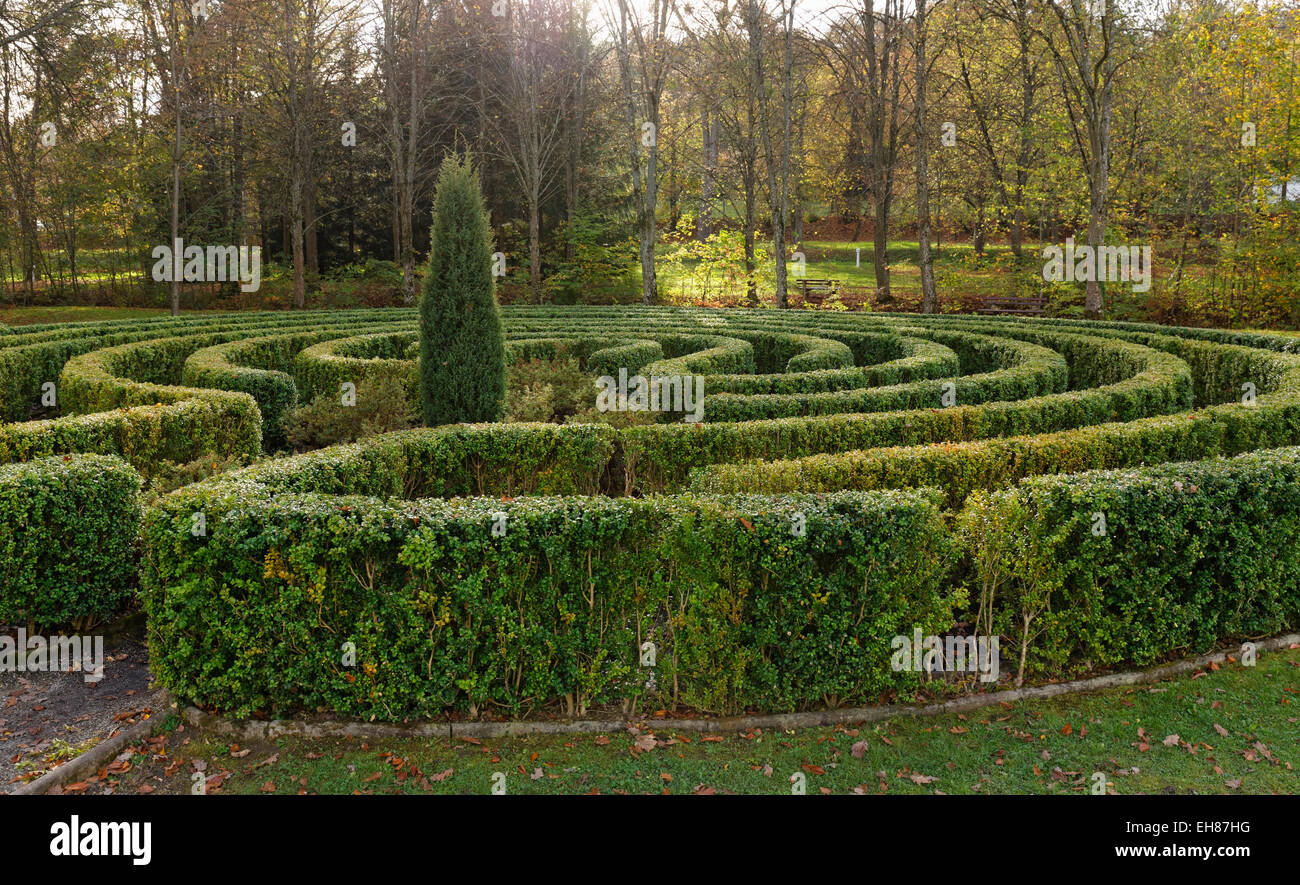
xmin=73 ymin=646 xmax=1300 ymax=796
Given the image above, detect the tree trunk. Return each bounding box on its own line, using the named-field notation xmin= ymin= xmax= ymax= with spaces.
xmin=873 ymin=201 xmax=890 ymax=298
xmin=641 ymin=108 xmax=659 ymax=305
xmin=915 ymin=0 xmax=936 ymax=314
xmin=170 ymin=7 xmax=182 ymax=317
xmin=528 ymin=185 xmax=542 ymax=302
xmin=291 ymin=163 xmax=306 ymax=308
xmin=305 ymin=177 xmax=319 ymax=278
xmin=402 ymin=6 xmax=421 ymax=303
xmin=697 ymin=104 xmax=715 ymax=241
xmin=1085 ymin=188 xmax=1106 ymax=318
xmin=1010 ymin=200 xmax=1025 ymax=258
xmin=1011 ymin=8 xmax=1034 ymax=261
xmin=744 ymin=185 xmax=757 ymax=306
xmin=771 ymin=0 xmax=796 ymax=309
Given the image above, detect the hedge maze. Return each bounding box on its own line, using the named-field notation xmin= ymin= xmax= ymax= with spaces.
xmin=4 ymin=306 xmax=1300 ymax=719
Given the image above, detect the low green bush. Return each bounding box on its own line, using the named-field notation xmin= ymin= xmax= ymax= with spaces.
xmin=0 ymin=454 xmax=141 ymax=626
xmin=282 ymin=371 xmax=420 ymax=451
xmin=505 ymin=356 xmax=597 ymax=424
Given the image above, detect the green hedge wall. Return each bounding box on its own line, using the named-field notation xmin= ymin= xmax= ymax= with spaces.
xmin=10 ymin=306 xmax=1300 ymax=722
xmin=141 ymin=440 xmax=1300 ymax=718
xmin=619 ymin=341 xmax=1193 ymax=493
xmin=181 ymin=323 xmax=398 ymax=447
xmin=141 ymin=484 xmax=956 ymax=718
xmin=700 ymin=332 xmax=1065 ymax=422
xmin=230 ymin=422 xmax=617 ymax=498
xmin=704 ymin=335 xmax=959 ymax=395
xmin=690 ymin=342 xmax=1300 ymax=502
xmin=294 ymin=331 xmax=420 ymax=404
xmin=966 ymin=446 xmax=1300 ymax=677
xmin=0 ymin=454 xmax=142 ymax=626
xmin=641 ymin=334 xmax=757 ymax=377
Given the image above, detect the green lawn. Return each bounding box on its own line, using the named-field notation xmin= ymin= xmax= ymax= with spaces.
xmin=0 ymin=306 xmax=172 ymax=326
xmin=655 ymin=238 xmax=1039 ymax=306
xmin=85 ymin=646 xmax=1300 ymax=796
xmin=0 ymin=237 xmax=1188 ymax=322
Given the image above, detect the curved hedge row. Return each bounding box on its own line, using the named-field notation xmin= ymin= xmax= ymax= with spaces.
xmin=143 ymin=478 xmax=953 ymax=718
xmin=700 ymin=331 xmax=1065 ymax=422
xmin=181 ymin=323 xmax=400 ymax=445
xmin=703 ymin=334 xmax=959 ymax=394
xmin=6 ymin=305 xmax=1300 ymax=719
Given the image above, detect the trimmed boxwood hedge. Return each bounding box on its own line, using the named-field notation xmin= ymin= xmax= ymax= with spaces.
xmin=141 ymin=479 xmax=956 ymax=718
xmin=0 ymin=454 xmax=141 ymax=626
xmin=703 ymin=334 xmax=960 ymax=394
xmin=700 ymin=331 xmax=1066 ymax=422
xmin=181 ymin=323 xmax=400 ymax=446
xmin=224 ymin=422 xmax=617 ymax=498
xmin=140 ymin=433 xmax=1300 ymax=717
xmin=619 ymin=341 xmax=1193 ymax=493
xmin=966 ymin=446 xmax=1300 ymax=678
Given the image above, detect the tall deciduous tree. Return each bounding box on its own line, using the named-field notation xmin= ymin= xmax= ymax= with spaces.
xmin=825 ymin=0 xmax=905 ymax=300
xmin=487 ymin=0 xmax=582 ymax=303
xmin=602 ymin=0 xmax=674 ymax=304
xmin=914 ymin=0 xmax=937 ymax=313
xmin=749 ymin=0 xmax=798 ymax=309
xmin=378 ymin=0 xmax=433 ymax=303
xmin=257 ymin=0 xmax=357 ymax=308
xmin=1041 ymin=0 xmax=1130 ymax=318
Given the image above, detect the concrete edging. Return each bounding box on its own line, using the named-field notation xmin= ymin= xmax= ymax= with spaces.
xmin=177 ymin=633 xmax=1300 ymax=742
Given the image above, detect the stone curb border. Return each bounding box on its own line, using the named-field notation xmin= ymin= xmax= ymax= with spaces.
xmin=11 ymin=692 xmax=171 ymax=796
xmin=177 ymin=634 xmax=1300 ymax=743
xmin=11 ymin=634 xmax=1295 ymax=794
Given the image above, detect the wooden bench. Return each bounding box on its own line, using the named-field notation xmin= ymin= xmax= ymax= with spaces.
xmin=795 ymin=278 xmax=839 ymax=307
xmin=977 ymin=294 xmax=1048 ymax=316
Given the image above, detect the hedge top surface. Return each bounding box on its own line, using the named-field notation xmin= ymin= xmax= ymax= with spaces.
xmin=4 ymin=305 xmax=1296 ymax=502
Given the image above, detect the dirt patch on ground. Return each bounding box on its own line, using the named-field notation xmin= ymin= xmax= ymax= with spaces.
xmin=1 ymin=622 xmax=163 ymax=792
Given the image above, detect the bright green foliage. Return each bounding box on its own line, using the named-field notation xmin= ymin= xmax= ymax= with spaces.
xmin=141 ymin=469 xmax=955 ymax=718
xmin=9 ymin=305 xmax=1300 ymax=719
xmin=0 ymin=454 xmax=141 ymax=626
xmin=282 ymin=372 xmax=419 ymax=451
xmin=419 ymin=155 xmax=506 ymax=425
xmin=972 ymin=447 xmax=1300 ymax=679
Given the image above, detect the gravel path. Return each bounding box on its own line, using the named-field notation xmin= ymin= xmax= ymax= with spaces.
xmin=1 ymin=627 xmax=163 ymax=791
